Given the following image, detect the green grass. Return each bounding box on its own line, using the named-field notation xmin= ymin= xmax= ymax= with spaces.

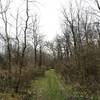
xmin=30 ymin=69 xmax=67 ymax=100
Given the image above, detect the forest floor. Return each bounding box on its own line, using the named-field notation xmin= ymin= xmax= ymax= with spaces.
xmin=0 ymin=69 xmax=99 ymax=100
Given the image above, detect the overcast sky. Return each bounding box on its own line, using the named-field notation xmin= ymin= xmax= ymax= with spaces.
xmin=37 ymin=0 xmax=66 ymax=40
xmin=31 ymin=0 xmax=95 ymax=40
xmin=9 ymin=0 xmax=69 ymax=40
xmin=0 ymin=0 xmax=96 ymax=41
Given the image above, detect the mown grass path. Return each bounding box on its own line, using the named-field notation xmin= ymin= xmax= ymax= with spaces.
xmin=27 ymin=69 xmax=98 ymax=100
xmin=30 ymin=69 xmax=67 ymax=100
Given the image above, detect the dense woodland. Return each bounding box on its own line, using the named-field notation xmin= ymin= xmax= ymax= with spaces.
xmin=0 ymin=0 xmax=100 ymax=99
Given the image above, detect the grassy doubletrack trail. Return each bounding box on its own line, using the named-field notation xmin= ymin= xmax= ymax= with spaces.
xmin=30 ymin=69 xmax=68 ymax=100
xmin=29 ymin=69 xmax=100 ymax=100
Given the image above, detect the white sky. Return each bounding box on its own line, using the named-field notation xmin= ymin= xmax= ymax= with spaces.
xmin=0 ymin=0 xmax=96 ymax=41
xmin=37 ymin=0 xmax=66 ymax=40
xmin=10 ymin=0 xmax=68 ymax=41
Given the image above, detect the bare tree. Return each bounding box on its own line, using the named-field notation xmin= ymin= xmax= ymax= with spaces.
xmin=55 ymin=35 xmax=63 ymax=60
xmin=95 ymin=0 xmax=100 ymax=10
xmin=15 ymin=0 xmax=29 ymax=93
xmin=21 ymin=0 xmax=29 ymax=67
xmin=63 ymin=6 xmax=79 ymax=67
xmin=38 ymin=35 xmax=45 ymax=67
xmin=62 ymin=27 xmax=72 ymax=65
xmin=0 ymin=0 xmax=12 ymax=75
xmin=31 ymin=15 xmax=40 ymax=67
xmin=15 ymin=10 xmax=20 ymax=67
